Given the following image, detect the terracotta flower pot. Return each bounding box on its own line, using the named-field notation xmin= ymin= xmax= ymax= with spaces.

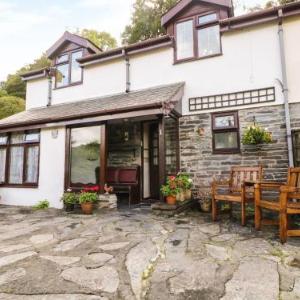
xmin=81 ymin=202 xmax=93 ymax=215
xmin=166 ymin=195 xmax=176 ymax=205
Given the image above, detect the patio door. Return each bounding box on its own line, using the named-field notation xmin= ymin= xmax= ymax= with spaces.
xmin=149 ymin=123 xmax=159 ymax=199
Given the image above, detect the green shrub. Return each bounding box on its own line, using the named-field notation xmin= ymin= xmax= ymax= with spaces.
xmin=79 ymin=192 xmax=98 ymax=204
xmin=61 ymin=192 xmax=78 ymax=205
xmin=33 ymin=200 xmax=50 ymax=210
xmin=242 ymin=125 xmax=273 ymax=145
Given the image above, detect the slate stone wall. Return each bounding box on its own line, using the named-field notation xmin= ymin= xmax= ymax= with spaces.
xmin=179 ymin=103 xmax=300 ymax=194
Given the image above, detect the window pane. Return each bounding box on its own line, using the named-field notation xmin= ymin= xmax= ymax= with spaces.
xmin=198 ymin=25 xmax=220 ymax=57
xmin=0 ymin=134 xmax=8 ymax=145
xmin=214 ymin=132 xmax=238 ymax=150
xmin=71 ymin=51 xmax=83 ymax=83
xmin=9 ymin=147 xmax=24 ymax=184
xmin=214 ymin=115 xmax=235 ymax=128
xmin=198 ymin=13 xmax=217 ymax=25
xmin=294 ymin=131 xmax=300 ymax=167
xmin=56 ymin=64 xmax=69 ymax=87
xmin=25 ymin=131 xmax=40 ymax=142
xmin=25 ymin=146 xmax=39 ymax=183
xmin=11 ymin=132 xmax=24 ymax=144
xmin=71 ymin=126 xmax=101 ymax=185
xmin=0 ymin=148 xmax=6 ymax=183
xmin=165 ymin=117 xmax=178 ymax=175
xmin=176 ymin=20 xmax=194 ymax=60
xmin=57 ymin=54 xmax=68 ymax=64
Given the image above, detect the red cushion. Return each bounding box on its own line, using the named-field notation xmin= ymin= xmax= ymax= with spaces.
xmin=107 ymin=168 xmax=118 ymax=183
xmin=119 ymin=169 xmax=138 ymax=184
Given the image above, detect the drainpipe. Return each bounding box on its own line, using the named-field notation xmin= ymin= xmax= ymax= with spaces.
xmin=47 ymin=67 xmax=55 ymax=107
xmin=277 ymin=8 xmax=294 ymax=167
xmin=124 ymin=50 xmax=131 ymax=93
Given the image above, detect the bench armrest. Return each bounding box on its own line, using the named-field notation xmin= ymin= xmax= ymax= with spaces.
xmin=254 ymin=181 xmax=285 ymax=190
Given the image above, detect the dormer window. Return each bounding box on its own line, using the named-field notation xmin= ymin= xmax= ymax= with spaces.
xmin=175 ymin=12 xmax=221 ymax=62
xmin=55 ymin=50 xmax=83 ymax=88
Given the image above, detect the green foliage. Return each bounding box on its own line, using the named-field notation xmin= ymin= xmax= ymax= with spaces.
xmin=33 ymin=200 xmax=50 ymax=210
xmin=0 ymin=96 xmax=25 ymax=120
xmin=76 ymin=29 xmax=117 ymax=51
xmin=61 ymin=192 xmax=79 ymax=205
xmin=161 ymin=176 xmax=180 ymax=196
xmin=248 ymin=0 xmax=297 ymax=12
xmin=0 ymin=89 xmax=8 ymax=97
xmin=2 ymin=54 xmax=51 ymax=100
xmin=176 ymin=173 xmax=193 ymax=190
xmin=242 ymin=125 xmax=273 ymax=145
xmin=79 ymin=192 xmax=98 ymax=204
xmin=122 ymin=0 xmax=179 ymax=45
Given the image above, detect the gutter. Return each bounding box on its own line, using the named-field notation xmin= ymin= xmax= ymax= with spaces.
xmin=277 ymin=8 xmax=294 ymax=167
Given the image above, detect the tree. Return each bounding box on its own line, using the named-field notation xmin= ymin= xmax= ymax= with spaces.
xmin=122 ymin=0 xmax=179 ymax=45
xmin=2 ymin=54 xmax=51 ymax=99
xmin=0 ymin=96 xmax=25 ymax=120
xmin=247 ymin=0 xmax=297 ymax=11
xmin=76 ymin=29 xmax=117 ymax=51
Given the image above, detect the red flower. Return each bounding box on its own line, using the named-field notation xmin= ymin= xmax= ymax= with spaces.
xmin=169 ymin=176 xmax=176 ymax=181
xmin=82 ymin=185 xmax=100 ymax=193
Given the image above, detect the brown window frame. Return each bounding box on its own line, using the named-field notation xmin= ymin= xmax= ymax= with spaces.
xmin=0 ymin=131 xmax=40 ymax=188
xmin=55 ymin=48 xmax=83 ymax=89
xmin=292 ymin=130 xmax=300 ymax=167
xmin=174 ymin=11 xmax=222 ymax=63
xmin=211 ymin=111 xmax=240 ymax=154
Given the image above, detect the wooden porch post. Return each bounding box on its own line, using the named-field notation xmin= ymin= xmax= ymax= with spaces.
xmin=158 ymin=116 xmax=165 ymax=202
xmin=100 ymin=123 xmax=107 ymax=194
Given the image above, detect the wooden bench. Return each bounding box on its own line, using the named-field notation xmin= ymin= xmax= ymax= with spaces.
xmin=212 ymin=166 xmax=263 ymax=226
xmin=107 ymin=166 xmax=140 ymax=207
xmin=254 ymin=167 xmax=300 ymax=243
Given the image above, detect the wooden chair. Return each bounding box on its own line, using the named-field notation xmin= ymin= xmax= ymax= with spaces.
xmin=254 ymin=167 xmax=300 ymax=243
xmin=212 ymin=166 xmax=263 ymax=226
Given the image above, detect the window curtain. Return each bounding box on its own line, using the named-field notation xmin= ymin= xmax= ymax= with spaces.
xmin=0 ymin=149 xmax=6 ymax=183
xmin=9 ymin=147 xmax=24 ymax=184
xmin=26 ymin=146 xmax=39 ymax=183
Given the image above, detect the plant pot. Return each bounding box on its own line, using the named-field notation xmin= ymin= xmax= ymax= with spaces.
xmin=200 ymin=199 xmax=211 ymax=213
xmin=176 ymin=191 xmax=185 ymax=202
xmin=166 ymin=196 xmax=176 ymax=205
xmin=64 ymin=203 xmax=74 ymax=212
xmin=184 ymin=189 xmax=192 ymax=201
xmin=81 ymin=202 xmax=93 ymax=215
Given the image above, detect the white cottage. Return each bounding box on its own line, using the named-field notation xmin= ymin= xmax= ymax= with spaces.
xmin=0 ymin=0 xmax=300 ymax=208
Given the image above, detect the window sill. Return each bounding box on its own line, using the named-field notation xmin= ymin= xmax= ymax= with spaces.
xmin=53 ymin=81 xmax=83 ymax=90
xmin=213 ymin=149 xmax=241 ymax=155
xmin=174 ymin=53 xmax=222 ymax=65
xmin=0 ymin=184 xmax=38 ymax=189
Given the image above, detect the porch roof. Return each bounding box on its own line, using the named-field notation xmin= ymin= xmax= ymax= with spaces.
xmin=0 ymin=82 xmax=184 ymax=131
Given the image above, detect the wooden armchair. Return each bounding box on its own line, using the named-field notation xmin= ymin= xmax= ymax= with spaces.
xmin=254 ymin=167 xmax=300 ymax=243
xmin=212 ymin=166 xmax=263 ymax=226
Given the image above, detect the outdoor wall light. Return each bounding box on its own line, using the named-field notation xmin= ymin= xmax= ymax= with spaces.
xmin=51 ymin=129 xmax=58 ymax=139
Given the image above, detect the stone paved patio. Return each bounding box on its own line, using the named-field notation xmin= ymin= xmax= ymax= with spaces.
xmin=0 ymin=205 xmax=300 ymax=299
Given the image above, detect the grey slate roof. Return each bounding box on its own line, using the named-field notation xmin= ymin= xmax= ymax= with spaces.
xmin=0 ymin=82 xmax=185 ymax=130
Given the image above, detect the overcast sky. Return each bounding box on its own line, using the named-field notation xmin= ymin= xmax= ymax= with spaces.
xmin=0 ymin=0 xmax=269 ymax=82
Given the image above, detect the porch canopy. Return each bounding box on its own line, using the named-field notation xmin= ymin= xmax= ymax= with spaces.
xmin=0 ymin=82 xmax=184 ymax=132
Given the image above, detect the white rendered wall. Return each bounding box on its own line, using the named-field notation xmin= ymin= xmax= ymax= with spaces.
xmin=130 ymin=23 xmax=284 ymax=115
xmin=0 ymin=127 xmax=66 ymax=209
xmin=25 ymin=23 xmax=284 ymax=115
xmin=283 ymin=16 xmax=300 ymax=103
xmin=26 ymin=78 xmax=48 ymax=109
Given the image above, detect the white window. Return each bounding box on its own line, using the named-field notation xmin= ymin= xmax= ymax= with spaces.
xmin=176 ymin=20 xmax=194 ymax=60
xmin=198 ymin=25 xmax=220 ymax=57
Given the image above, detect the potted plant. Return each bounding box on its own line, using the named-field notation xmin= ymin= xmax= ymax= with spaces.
xmin=177 ymin=173 xmax=193 ymax=201
xmin=79 ymin=190 xmax=98 ymax=214
xmin=197 ymin=190 xmax=212 ymax=212
xmin=242 ymin=124 xmax=272 ymax=146
xmin=61 ymin=192 xmax=78 ymax=212
xmin=161 ymin=176 xmax=179 ymax=205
